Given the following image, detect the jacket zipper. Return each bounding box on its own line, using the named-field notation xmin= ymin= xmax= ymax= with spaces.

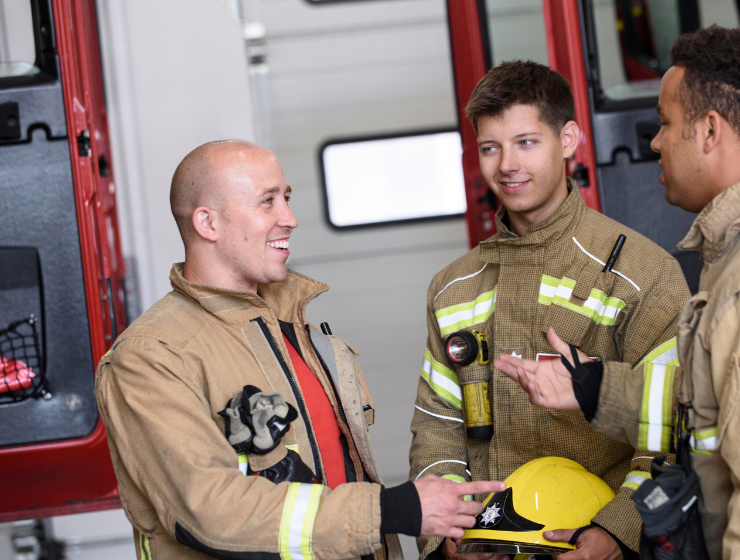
xmin=305 ymin=325 xmax=369 ymax=482
xmin=252 ymin=317 xmax=324 ymax=485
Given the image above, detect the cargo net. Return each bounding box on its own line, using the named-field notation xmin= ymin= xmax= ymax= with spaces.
xmin=0 ymin=315 xmax=47 ymax=404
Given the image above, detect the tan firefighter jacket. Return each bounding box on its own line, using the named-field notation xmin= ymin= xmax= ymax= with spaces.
xmin=589 ymin=181 xmax=740 ymax=560
xmin=96 ymin=264 xmax=403 ymax=560
xmin=410 ymin=183 xmax=691 ymax=557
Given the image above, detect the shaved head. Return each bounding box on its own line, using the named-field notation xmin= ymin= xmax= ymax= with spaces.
xmin=170 ymin=140 xmax=275 ymax=243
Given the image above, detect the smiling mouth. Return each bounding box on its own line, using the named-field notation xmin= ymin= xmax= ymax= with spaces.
xmin=498 ymin=180 xmax=530 ymax=192
xmin=267 ymin=239 xmax=289 ymax=251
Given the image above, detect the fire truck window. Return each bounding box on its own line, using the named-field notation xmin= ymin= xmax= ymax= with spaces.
xmin=481 ymin=0 xmax=549 ymax=67
xmin=320 ymin=131 xmax=466 ymax=229
xmin=592 ymin=0 xmax=739 ymax=101
xmin=0 ymin=0 xmax=38 ymax=78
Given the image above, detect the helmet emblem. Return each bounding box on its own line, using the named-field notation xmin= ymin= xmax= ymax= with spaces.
xmin=479 ymin=503 xmax=501 ymax=527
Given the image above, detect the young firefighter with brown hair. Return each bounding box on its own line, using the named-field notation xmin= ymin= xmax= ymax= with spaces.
xmin=408 ymin=61 xmax=691 ymax=560
xmin=496 ymin=26 xmax=740 ymax=560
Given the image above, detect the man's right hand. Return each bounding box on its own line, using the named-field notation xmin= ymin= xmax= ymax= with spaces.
xmin=413 ymin=476 xmax=506 ymax=538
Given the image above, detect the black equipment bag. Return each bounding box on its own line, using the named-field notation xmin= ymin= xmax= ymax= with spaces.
xmin=632 ymin=405 xmax=710 ymax=559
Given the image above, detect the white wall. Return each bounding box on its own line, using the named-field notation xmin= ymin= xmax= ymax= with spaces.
xmin=97 ymin=0 xmax=256 ymax=308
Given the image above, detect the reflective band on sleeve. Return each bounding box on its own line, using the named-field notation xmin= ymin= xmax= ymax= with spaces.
xmin=636 ymin=338 xmax=679 ymax=368
xmin=435 ymin=287 xmax=497 ymax=336
xmin=442 ymin=474 xmax=472 ymax=501
xmin=140 ymin=533 xmax=151 ymax=560
xmin=238 ymin=452 xmax=249 ymax=475
xmin=690 ymin=426 xmax=719 ymax=455
xmin=421 ymin=349 xmax=462 ymax=409
xmin=621 ymin=470 xmax=652 ymax=491
xmin=415 ymin=405 xmax=464 ymax=423
xmin=442 ymin=474 xmax=467 ymax=483
xmin=279 ymin=483 xmax=323 ymax=560
xmin=538 ymin=276 xmax=625 ymax=325
xmin=638 ymin=363 xmax=676 ymax=452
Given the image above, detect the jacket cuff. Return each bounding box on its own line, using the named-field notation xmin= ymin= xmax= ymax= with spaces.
xmin=380 ymin=481 xmax=422 ymax=536
xmin=567 ymin=357 xmax=603 ymax=422
xmin=248 ymin=444 xmax=288 ymax=472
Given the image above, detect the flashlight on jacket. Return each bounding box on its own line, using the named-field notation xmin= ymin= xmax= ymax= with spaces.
xmin=444 ymin=330 xmax=493 ymax=439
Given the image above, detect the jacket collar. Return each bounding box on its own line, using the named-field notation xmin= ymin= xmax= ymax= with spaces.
xmin=677 ymin=181 xmax=740 ymax=263
xmin=479 ymin=178 xmax=585 ymax=264
xmin=169 ymin=263 xmax=329 ymax=325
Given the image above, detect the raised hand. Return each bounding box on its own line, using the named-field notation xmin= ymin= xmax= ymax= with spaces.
xmin=493 ymin=328 xmax=590 ymax=410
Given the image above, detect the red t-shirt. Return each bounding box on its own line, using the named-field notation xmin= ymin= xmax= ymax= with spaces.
xmin=282 ymin=333 xmax=347 ymax=489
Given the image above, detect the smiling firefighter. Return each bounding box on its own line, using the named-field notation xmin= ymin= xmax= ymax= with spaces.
xmin=409 ymin=61 xmax=691 ymax=560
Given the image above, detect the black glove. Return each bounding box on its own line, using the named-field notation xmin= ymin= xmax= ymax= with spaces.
xmin=248 ymin=449 xmax=318 ymax=484
xmin=218 ymin=385 xmax=299 ymax=454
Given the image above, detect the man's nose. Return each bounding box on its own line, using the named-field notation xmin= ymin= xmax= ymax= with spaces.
xmin=650 ymin=129 xmax=662 ymax=154
xmin=500 ymin=147 xmax=518 ymax=173
xmin=281 ymin=203 xmax=298 ymax=229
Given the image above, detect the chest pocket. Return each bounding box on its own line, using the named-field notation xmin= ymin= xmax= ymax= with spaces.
xmin=539 ymin=260 xmax=623 ymax=348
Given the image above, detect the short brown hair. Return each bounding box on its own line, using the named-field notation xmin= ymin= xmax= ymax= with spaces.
xmin=670 ymin=25 xmax=740 ymax=134
xmin=465 ymin=60 xmax=575 ymax=135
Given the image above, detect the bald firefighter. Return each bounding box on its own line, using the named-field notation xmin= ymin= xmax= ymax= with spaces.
xmin=409 ymin=61 xmax=690 ymax=560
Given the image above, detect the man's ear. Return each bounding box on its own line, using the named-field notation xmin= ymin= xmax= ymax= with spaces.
xmin=702 ymin=110 xmax=723 ymax=153
xmin=561 ymin=121 xmax=580 ymax=159
xmin=192 ymin=206 xmax=219 ymax=242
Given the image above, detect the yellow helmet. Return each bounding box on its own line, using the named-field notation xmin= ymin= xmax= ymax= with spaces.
xmin=458 ymin=457 xmax=615 ymax=556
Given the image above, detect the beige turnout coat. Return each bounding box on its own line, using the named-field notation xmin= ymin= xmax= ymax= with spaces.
xmin=410 ymin=184 xmax=690 ymax=556
xmin=96 ymin=265 xmax=402 ymax=560
xmin=592 ymin=182 xmax=740 ymax=559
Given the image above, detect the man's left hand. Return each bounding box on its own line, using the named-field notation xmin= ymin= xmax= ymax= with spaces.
xmin=544 ymin=527 xmax=623 ymax=560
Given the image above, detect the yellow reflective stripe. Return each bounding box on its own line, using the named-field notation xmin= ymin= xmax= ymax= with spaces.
xmin=638 ymin=363 xmax=676 ymax=452
xmin=442 ymin=474 xmax=472 ymax=501
xmin=421 ymin=349 xmax=461 ymax=409
xmin=140 ymin=533 xmax=151 ymax=560
xmin=279 ymin=483 xmax=323 ymax=560
xmin=286 ymin=444 xmax=299 ymax=452
xmin=690 ymin=426 xmax=719 ymax=454
xmin=103 ymin=349 xmax=111 ymax=358
xmin=435 ymin=286 xmax=498 ymax=336
xmin=621 ymin=470 xmax=652 ymax=491
xmin=238 ymin=452 xmax=249 ymax=475
xmin=538 ymin=276 xmax=625 ymax=325
xmin=442 ymin=474 xmax=467 ymax=483
xmin=636 ymin=337 xmax=679 ymax=368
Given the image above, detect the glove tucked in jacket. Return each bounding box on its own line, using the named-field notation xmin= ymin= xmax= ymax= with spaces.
xmin=219 ymin=385 xmax=317 ymax=483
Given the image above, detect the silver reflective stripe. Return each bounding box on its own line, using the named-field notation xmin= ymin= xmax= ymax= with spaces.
xmin=690 ymin=426 xmax=719 ymax=454
xmin=414 ymin=405 xmax=464 ymax=423
xmin=636 ymin=337 xmax=679 ymax=368
xmin=279 ymin=483 xmax=323 ymax=560
xmin=621 ymin=470 xmax=652 ymax=491
xmin=421 ymin=349 xmax=462 ymax=409
xmin=637 ymin=363 xmax=675 ymax=452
